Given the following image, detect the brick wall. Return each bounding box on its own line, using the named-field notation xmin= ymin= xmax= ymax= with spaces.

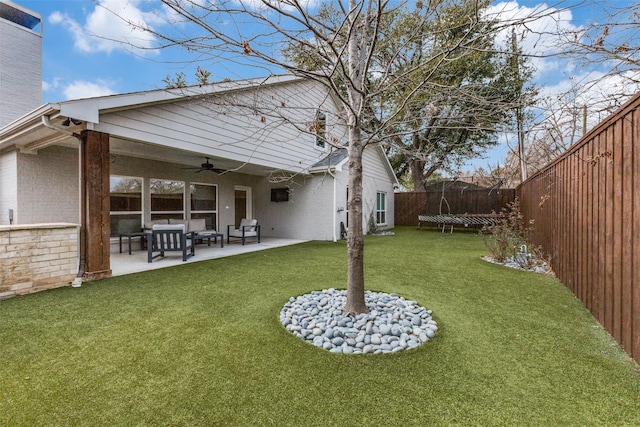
xmin=0 ymin=223 xmax=79 ymax=299
xmin=18 ymin=146 xmax=79 ymax=224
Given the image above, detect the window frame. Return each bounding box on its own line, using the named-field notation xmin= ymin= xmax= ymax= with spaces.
xmin=190 ymin=182 xmax=218 ymax=231
xmin=150 ymin=178 xmax=186 ymax=220
xmin=109 ymin=175 xmax=143 ymax=237
xmin=315 ymin=110 xmax=327 ymax=149
xmin=376 ymin=191 xmax=387 ymax=226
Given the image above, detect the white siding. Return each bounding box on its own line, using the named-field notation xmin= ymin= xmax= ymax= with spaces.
xmin=362 ymin=144 xmax=395 ymax=231
xmin=0 ymin=4 xmax=42 ymax=128
xmin=0 ymin=150 xmax=18 ymax=225
xmin=3 ymin=76 xmax=397 ymax=241
xmin=95 ymin=80 xmax=347 ymax=174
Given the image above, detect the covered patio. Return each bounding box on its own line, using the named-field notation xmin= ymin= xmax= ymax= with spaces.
xmin=110 ymin=237 xmax=308 ymax=277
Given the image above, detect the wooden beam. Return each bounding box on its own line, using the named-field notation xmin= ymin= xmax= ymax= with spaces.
xmin=81 ymin=130 xmax=112 ymax=280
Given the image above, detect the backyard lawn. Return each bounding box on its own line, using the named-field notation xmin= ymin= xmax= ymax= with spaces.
xmin=1 ymin=227 xmax=639 ymax=426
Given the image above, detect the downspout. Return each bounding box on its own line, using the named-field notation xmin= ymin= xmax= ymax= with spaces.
xmin=41 ymin=116 xmax=85 ymax=287
xmin=327 ymin=167 xmax=337 ymax=242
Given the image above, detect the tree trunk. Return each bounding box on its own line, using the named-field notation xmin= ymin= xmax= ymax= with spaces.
xmin=410 ymin=159 xmax=426 ymax=191
xmin=342 ymin=3 xmax=369 ymax=315
xmin=343 ymin=126 xmax=368 ymax=315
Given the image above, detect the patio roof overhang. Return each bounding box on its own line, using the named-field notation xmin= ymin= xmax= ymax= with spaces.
xmin=0 ymin=114 xmax=304 ymax=179
xmin=0 ymin=75 xmax=316 ymax=176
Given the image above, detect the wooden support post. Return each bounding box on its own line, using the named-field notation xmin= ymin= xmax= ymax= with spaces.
xmin=81 ymin=130 xmax=112 ymax=280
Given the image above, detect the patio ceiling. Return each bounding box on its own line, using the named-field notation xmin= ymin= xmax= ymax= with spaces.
xmin=108 ymin=136 xmax=281 ymax=177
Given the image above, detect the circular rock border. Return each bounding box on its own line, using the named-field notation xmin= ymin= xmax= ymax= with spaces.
xmin=280 ymin=289 xmax=437 ymax=354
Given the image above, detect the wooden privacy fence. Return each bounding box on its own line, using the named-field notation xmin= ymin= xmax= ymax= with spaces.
xmin=394 ymin=188 xmax=516 ymax=226
xmin=518 ymin=92 xmax=640 ymax=364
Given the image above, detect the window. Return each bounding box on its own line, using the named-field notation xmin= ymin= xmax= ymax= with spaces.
xmin=376 ymin=191 xmax=387 ymax=225
xmin=151 ymin=179 xmax=185 ymax=220
xmin=190 ymin=183 xmax=217 ymax=230
xmin=110 ymin=176 xmax=142 ymax=237
xmin=315 ymin=110 xmax=326 ymax=149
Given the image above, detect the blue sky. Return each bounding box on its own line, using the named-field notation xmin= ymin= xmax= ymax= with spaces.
xmin=10 ymin=0 xmax=639 ymax=171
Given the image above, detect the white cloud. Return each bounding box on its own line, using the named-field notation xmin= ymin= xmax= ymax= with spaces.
xmin=485 ymin=2 xmax=582 ymax=82
xmin=63 ymin=80 xmax=116 ymax=100
xmin=42 ymin=77 xmax=62 ymax=93
xmin=49 ymin=0 xmax=162 ymax=55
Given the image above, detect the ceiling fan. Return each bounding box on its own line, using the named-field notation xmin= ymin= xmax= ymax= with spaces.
xmin=183 ymin=157 xmax=227 ymax=174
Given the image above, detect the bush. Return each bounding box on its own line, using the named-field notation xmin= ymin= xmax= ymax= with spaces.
xmin=368 ymin=210 xmax=379 ymax=235
xmin=481 ymin=198 xmax=531 ymax=263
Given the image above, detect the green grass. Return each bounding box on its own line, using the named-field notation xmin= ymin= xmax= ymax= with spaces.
xmin=1 ymin=227 xmax=639 ymax=426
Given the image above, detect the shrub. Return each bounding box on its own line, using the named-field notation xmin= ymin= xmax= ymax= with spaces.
xmin=481 ymin=198 xmax=531 ymax=263
xmin=368 ymin=210 xmax=379 ymax=235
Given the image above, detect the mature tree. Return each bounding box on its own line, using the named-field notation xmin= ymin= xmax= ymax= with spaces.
xmin=283 ymin=1 xmax=532 ymax=191
xmin=104 ymin=0 xmax=545 ymax=314
xmin=383 ymin=2 xmax=525 ymax=191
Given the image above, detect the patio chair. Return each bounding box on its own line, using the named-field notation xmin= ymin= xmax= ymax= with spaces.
xmin=227 ymin=219 xmax=261 ymax=245
xmin=147 ymin=224 xmax=195 ymax=262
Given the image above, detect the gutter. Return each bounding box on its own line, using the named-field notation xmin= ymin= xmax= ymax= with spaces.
xmin=40 ymin=115 xmax=76 ymax=137
xmin=41 ymin=116 xmax=85 ymax=287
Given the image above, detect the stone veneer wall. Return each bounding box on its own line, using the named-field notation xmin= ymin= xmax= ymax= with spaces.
xmin=0 ymin=223 xmax=79 ymax=298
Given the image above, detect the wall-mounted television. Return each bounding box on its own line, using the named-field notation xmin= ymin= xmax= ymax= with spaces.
xmin=271 ymin=188 xmax=289 ymax=202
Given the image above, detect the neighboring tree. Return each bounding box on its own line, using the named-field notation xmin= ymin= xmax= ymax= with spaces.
xmin=558 ymin=2 xmax=640 ymax=90
xmin=283 ymin=2 xmax=533 ymax=191
xmin=506 ymin=28 xmax=538 ymax=183
xmin=163 ymin=67 xmax=213 ymax=88
xmin=510 ymin=2 xmax=640 ymax=178
xmin=470 ymin=166 xmax=508 ymax=189
xmin=383 ymin=3 xmax=527 ymax=191
xmin=103 ymin=0 xmax=547 ymax=314
xmin=110 ymin=177 xmax=142 ymax=193
xmin=162 ymin=71 xmax=188 ymax=89
xmin=150 ymin=179 xmax=184 ymax=194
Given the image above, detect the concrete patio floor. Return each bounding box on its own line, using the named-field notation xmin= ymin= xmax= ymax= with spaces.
xmin=110 ymin=237 xmax=308 ymax=277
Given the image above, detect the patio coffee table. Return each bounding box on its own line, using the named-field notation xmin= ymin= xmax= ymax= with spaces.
xmin=119 ymin=232 xmax=149 ymax=255
xmin=196 ymin=231 xmax=224 ymax=248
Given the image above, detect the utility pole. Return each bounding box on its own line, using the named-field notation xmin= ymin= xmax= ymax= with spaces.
xmin=512 ymin=29 xmax=527 ymax=183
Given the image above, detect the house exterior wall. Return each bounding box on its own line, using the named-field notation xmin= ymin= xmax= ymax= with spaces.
xmin=255 ymin=173 xmax=339 ymax=241
xmin=110 ymin=154 xmax=263 ymax=234
xmin=16 ymin=145 xmax=79 ymax=224
xmin=0 ymin=2 xmax=42 ymax=128
xmin=96 ymin=79 xmax=347 ymax=174
xmin=6 ymin=144 xmax=394 ymax=243
xmin=254 ymin=144 xmax=395 ymax=241
xmin=361 ymin=144 xmax=396 ymax=230
xmin=0 ymin=149 xmax=18 ymax=225
xmin=2 ymin=76 xmax=396 ymax=244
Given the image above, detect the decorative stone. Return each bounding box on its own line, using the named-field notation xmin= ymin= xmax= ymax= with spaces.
xmin=379 ymin=324 xmax=392 ymax=335
xmin=280 ymin=289 xmax=438 ymax=355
